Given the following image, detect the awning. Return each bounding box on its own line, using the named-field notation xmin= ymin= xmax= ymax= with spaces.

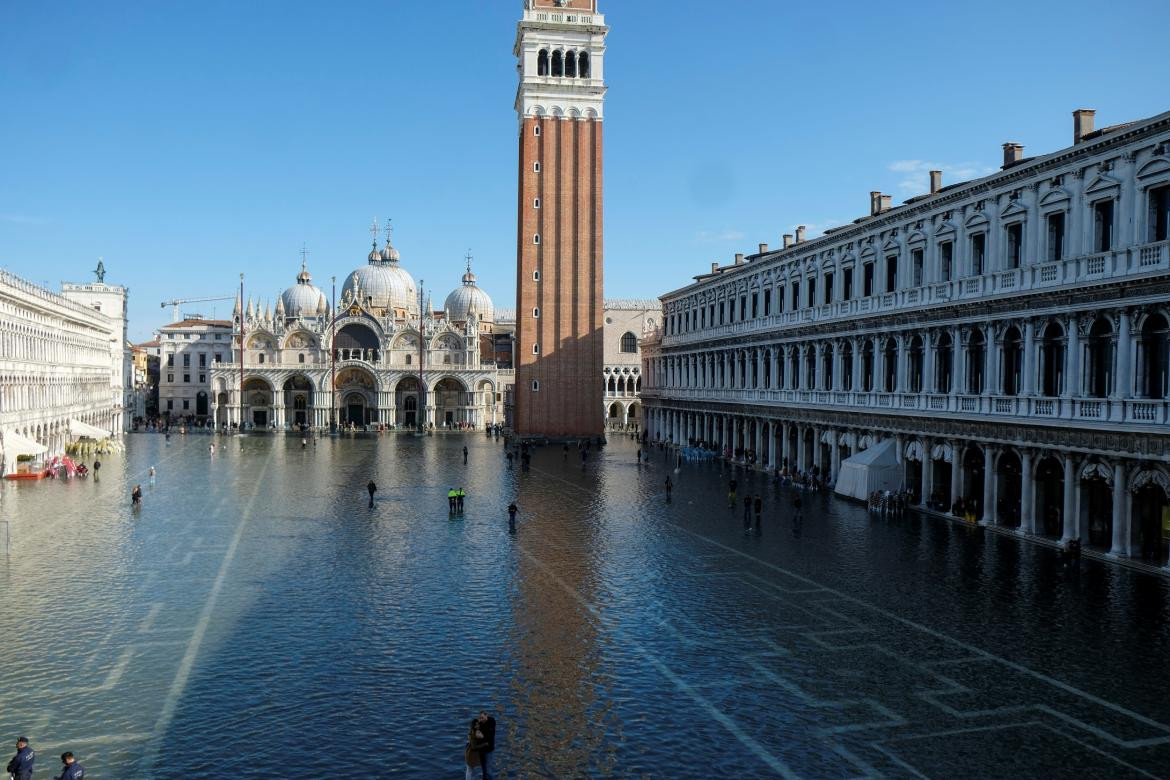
xmin=69 ymin=418 xmax=112 ymax=439
xmin=1 ymin=431 xmax=49 ymax=458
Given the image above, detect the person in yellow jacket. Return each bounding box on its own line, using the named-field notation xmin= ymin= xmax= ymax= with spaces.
xmin=448 ymin=488 xmax=457 ymax=513
xmin=456 ymin=488 xmax=466 ymax=514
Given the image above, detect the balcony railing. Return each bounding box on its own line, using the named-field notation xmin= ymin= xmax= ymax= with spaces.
xmin=660 ymin=241 xmax=1170 ymax=349
xmin=640 ymin=386 xmax=1169 ymax=427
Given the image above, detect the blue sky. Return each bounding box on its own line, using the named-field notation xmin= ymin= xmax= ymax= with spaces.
xmin=2 ymin=0 xmax=1167 ymax=341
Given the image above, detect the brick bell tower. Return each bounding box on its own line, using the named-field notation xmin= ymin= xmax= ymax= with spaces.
xmin=513 ymin=0 xmax=607 ymax=439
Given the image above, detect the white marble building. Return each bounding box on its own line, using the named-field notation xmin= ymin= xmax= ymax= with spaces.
xmin=157 ymin=317 xmax=234 ymax=420
xmin=603 ymin=300 xmax=660 ymax=429
xmin=61 ymin=281 xmax=133 ymax=430
xmin=211 ymin=231 xmax=505 ymax=430
xmin=0 ymin=271 xmax=126 ymax=471
xmin=643 ymin=108 xmax=1170 ymax=566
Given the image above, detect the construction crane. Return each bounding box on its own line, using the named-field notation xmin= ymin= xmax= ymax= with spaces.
xmin=161 ymin=295 xmax=235 ymax=322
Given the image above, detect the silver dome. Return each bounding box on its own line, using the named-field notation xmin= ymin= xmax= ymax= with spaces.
xmin=444 ymin=264 xmax=494 ymax=323
xmin=343 ymin=249 xmax=418 ymax=316
xmin=280 ymin=262 xmax=326 ymax=318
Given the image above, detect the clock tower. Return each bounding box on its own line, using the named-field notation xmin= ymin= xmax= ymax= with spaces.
xmin=513 ymin=0 xmax=607 ymax=439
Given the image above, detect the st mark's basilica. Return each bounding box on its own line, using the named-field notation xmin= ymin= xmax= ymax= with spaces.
xmin=209 ymin=223 xmax=508 ymax=430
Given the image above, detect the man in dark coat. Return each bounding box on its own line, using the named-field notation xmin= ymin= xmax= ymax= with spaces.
xmin=473 ymin=710 xmax=496 ymax=780
xmin=55 ymin=751 xmax=84 ymax=780
xmin=6 ymin=737 xmax=34 ymax=780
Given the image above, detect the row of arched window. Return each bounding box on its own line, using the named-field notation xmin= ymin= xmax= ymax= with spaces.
xmin=537 ymin=49 xmax=591 ymax=78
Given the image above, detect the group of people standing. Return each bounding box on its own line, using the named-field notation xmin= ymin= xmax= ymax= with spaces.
xmin=7 ymin=737 xmax=85 ymax=780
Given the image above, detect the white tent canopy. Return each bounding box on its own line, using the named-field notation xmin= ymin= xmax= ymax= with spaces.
xmin=834 ymin=438 xmax=902 ymax=501
xmin=69 ymin=418 xmax=111 ymax=439
xmin=1 ymin=431 xmax=49 ymax=458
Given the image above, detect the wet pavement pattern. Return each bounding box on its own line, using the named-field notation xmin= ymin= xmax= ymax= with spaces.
xmin=1 ymin=433 xmax=1169 ymax=778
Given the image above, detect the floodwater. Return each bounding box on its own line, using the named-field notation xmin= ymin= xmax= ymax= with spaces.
xmin=1 ymin=433 xmax=1169 ymax=778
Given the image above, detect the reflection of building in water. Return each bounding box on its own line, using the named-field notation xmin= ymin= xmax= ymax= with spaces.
xmin=211 ymin=225 xmax=510 ymax=429
xmin=644 ymin=107 xmax=1170 ymax=567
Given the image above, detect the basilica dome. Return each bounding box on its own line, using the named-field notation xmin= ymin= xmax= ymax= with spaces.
xmin=280 ymin=262 xmax=326 ymax=318
xmin=444 ymin=263 xmax=494 ymax=324
xmin=343 ymin=238 xmax=418 ymax=316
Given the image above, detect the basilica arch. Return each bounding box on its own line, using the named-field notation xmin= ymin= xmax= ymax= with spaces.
xmin=335 ymin=366 xmax=378 ymax=426
xmin=432 ymin=376 xmax=470 ymax=428
xmin=242 ymin=377 xmax=275 ymax=428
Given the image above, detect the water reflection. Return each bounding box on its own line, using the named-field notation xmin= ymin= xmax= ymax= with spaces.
xmin=1 ymin=434 xmax=1170 ymax=776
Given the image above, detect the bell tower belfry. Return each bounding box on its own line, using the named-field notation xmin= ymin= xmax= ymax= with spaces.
xmin=513 ymin=0 xmax=607 ymax=439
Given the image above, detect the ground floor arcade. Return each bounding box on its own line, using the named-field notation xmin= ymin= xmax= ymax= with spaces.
xmin=209 ymin=368 xmax=502 ymax=430
xmin=644 ymin=403 xmax=1170 ymax=567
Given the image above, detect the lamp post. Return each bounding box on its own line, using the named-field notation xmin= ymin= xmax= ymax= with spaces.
xmin=418 ymin=281 xmax=426 ymax=435
xmin=330 ymin=275 xmax=337 ymax=434
xmin=238 ymin=273 xmax=245 ymax=431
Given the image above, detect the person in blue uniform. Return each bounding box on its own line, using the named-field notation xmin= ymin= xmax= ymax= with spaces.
xmin=6 ymin=736 xmax=34 ymax=780
xmin=55 ymin=751 xmax=84 ymax=780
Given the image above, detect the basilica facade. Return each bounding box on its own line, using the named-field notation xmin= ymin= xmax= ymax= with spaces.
xmin=210 ymin=230 xmax=506 ymax=430
xmin=643 ymin=108 xmax=1170 ymax=567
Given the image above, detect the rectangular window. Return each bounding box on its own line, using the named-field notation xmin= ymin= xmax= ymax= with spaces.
xmin=1043 ymin=212 xmax=1064 ymax=262
xmin=1093 ymin=199 xmax=1114 ymax=252
xmin=199 ymin=374 xmax=205 ymax=383
xmin=863 ymin=263 xmax=874 ymax=297
xmin=911 ymin=249 xmax=923 ymax=286
xmin=970 ymin=233 xmax=986 ymax=275
xmin=700 ymin=308 xmax=706 ymax=327
xmin=791 ymin=281 xmax=800 ymax=310
xmin=751 ymin=293 xmax=758 ymax=318
xmin=182 ymin=399 xmax=190 ymax=410
xmin=776 ymin=286 xmax=784 ymax=313
xmin=940 ymin=241 xmax=953 ymax=281
xmin=719 ymin=302 xmax=725 ymax=324
xmin=885 ymin=255 xmax=897 ymax=292
xmin=167 ymin=400 xmax=173 ymax=411
xmin=198 ymin=353 xmax=206 ymax=367
xmin=1149 ymin=184 xmax=1169 ymax=242
xmin=1005 ymin=223 xmax=1023 ymax=269
xmin=763 ymin=289 xmax=771 ymax=316
xmin=533 ymin=161 xmax=541 ymax=173
xmin=183 ymin=354 xmax=190 ymax=367
xmin=843 ymin=268 xmax=853 ymax=300
xmin=533 ymin=198 xmax=541 ymax=209
xmin=184 ymin=374 xmax=190 ymax=383
xmin=167 ymin=373 xmax=174 ymax=383
xmin=405 ymin=354 xmax=412 ymax=365
xmin=215 ymin=353 xmax=223 ymax=363
xmin=806 ymin=277 xmax=816 ymax=308
xmin=823 ymin=272 xmax=834 ymax=304
xmin=739 ymin=296 xmax=746 ymax=320
xmin=167 ymin=354 xmax=174 ymax=367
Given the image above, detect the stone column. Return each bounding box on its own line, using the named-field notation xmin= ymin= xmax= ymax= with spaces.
xmin=767 ymin=421 xmax=777 ymax=468
xmin=1064 ymin=316 xmax=1080 ymax=399
xmin=1114 ymin=308 xmax=1132 ymax=400
xmin=754 ymin=420 xmax=763 ymax=462
xmin=1062 ymin=455 xmax=1078 ymax=541
xmin=1022 ymin=319 xmax=1036 ymax=396
xmin=920 ymin=438 xmax=933 ymax=506
xmin=982 ymin=446 xmax=996 ymax=524
xmin=1020 ymin=448 xmax=1035 ymax=533
xmin=829 ymin=430 xmax=841 ymax=483
xmin=983 ymin=325 xmax=995 ymax=396
xmin=950 ymin=443 xmax=962 ymax=507
xmin=780 ymin=421 xmax=790 ymax=466
xmin=813 ymin=428 xmax=823 ymax=471
xmin=769 ymin=348 xmax=779 ymax=390
xmin=1111 ymin=460 xmax=1129 ymax=555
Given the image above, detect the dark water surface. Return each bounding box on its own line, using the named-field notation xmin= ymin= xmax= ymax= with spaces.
xmin=2 ymin=433 xmax=1169 ymax=778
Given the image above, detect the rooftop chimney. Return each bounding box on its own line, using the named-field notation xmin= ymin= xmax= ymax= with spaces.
xmin=879 ymin=194 xmax=892 ymax=213
xmin=783 ymin=234 xmax=794 ymax=248
xmin=758 ymin=242 xmax=769 ymax=254
xmin=711 ymin=262 xmax=719 ymax=274
xmin=870 ymin=191 xmax=882 ymax=216
xmin=734 ymin=253 xmax=745 ymax=266
xmin=1002 ymin=142 xmax=1024 ymax=168
xmin=795 ymin=225 xmax=806 ymax=244
xmin=1073 ymin=108 xmax=1096 ymax=145
xmin=929 ymin=170 xmax=942 ymax=194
